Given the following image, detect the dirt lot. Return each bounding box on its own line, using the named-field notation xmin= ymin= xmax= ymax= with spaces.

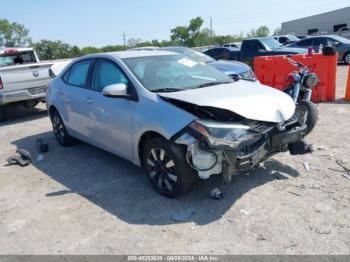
xmin=0 ymin=66 xmax=350 ymax=255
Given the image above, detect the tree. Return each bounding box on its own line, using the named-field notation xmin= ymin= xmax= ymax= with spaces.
xmin=33 ymin=40 xmax=81 ymax=60
xmin=272 ymin=27 xmax=282 ymax=36
xmin=127 ymin=38 xmax=143 ymax=48
xmin=0 ymin=19 xmax=31 ymax=47
xmin=256 ymin=26 xmax=270 ymax=37
xmin=170 ymin=17 xmax=204 ymax=46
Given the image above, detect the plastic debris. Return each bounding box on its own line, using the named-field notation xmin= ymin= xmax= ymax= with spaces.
xmin=36 ymin=139 xmax=49 ymax=153
xmin=210 ymin=188 xmax=223 ymax=200
xmin=36 ymin=155 xmax=44 ymax=162
xmin=303 ymin=162 xmax=310 ymax=171
xmin=6 ymin=148 xmax=32 ymax=167
xmin=171 ymin=208 xmax=195 ymax=221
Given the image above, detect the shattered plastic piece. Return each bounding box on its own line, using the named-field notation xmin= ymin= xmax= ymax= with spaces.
xmin=210 ymin=188 xmax=224 ymax=199
xmin=171 ymin=208 xmax=195 ymax=221
xmin=240 ymin=209 xmax=249 ymax=215
xmin=303 ymin=162 xmax=310 ymax=171
xmin=36 ymin=139 xmax=49 ymax=153
xmin=16 ymin=148 xmax=31 ymax=161
xmin=6 ymin=156 xmax=30 ymax=167
xmin=36 ymin=155 xmax=44 ymax=162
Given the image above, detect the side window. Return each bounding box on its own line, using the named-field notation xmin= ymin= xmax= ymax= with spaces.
xmin=244 ymin=41 xmax=261 ymax=54
xmin=312 ymin=38 xmax=327 ymax=46
xmin=67 ymin=60 xmax=92 ymax=87
xmin=280 ymin=37 xmax=288 ymax=44
xmin=92 ymin=59 xmax=128 ymax=92
xmin=296 ymin=39 xmax=313 ymax=47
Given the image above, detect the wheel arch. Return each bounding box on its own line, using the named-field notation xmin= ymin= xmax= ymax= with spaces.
xmin=137 ymin=131 xmax=167 ymax=167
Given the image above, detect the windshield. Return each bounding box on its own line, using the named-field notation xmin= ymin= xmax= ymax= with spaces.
xmin=162 ymin=47 xmax=215 ymax=63
xmin=260 ymin=38 xmax=283 ymax=50
xmin=288 ymin=35 xmax=300 ymax=41
xmin=0 ymin=51 xmax=36 ymax=67
xmin=123 ymin=54 xmax=232 ymax=92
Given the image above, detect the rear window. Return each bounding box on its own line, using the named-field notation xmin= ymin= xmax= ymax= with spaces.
xmin=0 ymin=51 xmax=36 ymax=67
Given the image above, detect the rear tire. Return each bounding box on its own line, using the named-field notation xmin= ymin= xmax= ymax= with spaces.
xmin=51 ymin=110 xmax=77 ymax=146
xmin=297 ymin=100 xmax=318 ymax=135
xmin=143 ymin=137 xmax=197 ymax=198
xmin=0 ymin=105 xmax=6 ymax=122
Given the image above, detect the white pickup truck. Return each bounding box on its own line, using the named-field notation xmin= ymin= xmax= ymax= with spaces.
xmin=0 ymin=47 xmax=70 ymax=121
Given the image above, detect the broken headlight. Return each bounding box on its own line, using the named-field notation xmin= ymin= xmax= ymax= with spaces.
xmin=189 ymin=120 xmax=261 ymax=149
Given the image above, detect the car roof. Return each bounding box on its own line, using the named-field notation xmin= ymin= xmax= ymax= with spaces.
xmin=0 ymin=47 xmax=33 ymax=55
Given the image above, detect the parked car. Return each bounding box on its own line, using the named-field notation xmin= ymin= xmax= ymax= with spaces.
xmin=0 ymin=47 xmax=69 ymax=121
xmin=161 ymin=46 xmax=256 ymax=80
xmin=47 ymin=51 xmax=313 ymax=197
xmin=222 ymin=42 xmax=242 ymax=49
xmin=273 ymin=35 xmax=300 ymax=45
xmin=204 ymin=47 xmax=239 ymax=60
xmin=287 ymin=35 xmax=350 ymax=64
xmin=297 ymin=35 xmax=308 ymax=39
xmin=205 ymin=37 xmax=307 ymax=67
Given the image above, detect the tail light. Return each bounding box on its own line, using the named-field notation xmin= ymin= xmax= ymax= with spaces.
xmin=0 ymin=76 xmax=3 ymax=89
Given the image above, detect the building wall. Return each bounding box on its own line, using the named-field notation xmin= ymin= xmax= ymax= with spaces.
xmin=281 ymin=7 xmax=350 ymax=35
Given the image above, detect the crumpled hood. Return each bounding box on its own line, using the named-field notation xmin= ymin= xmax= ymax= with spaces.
xmin=160 ymin=81 xmax=296 ymax=123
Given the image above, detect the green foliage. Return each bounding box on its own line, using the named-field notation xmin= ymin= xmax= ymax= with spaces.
xmin=272 ymin=27 xmax=282 ymax=36
xmin=170 ymin=17 xmax=206 ymax=46
xmin=0 ymin=19 xmax=31 ymax=47
xmin=247 ymin=26 xmax=270 ymax=38
xmin=33 ymin=40 xmax=81 ymax=60
xmin=2 ymin=17 xmax=277 ymax=60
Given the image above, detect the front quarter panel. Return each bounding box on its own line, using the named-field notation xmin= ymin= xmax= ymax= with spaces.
xmin=132 ymin=92 xmax=196 ymax=165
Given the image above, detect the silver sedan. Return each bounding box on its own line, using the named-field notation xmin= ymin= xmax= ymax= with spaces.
xmin=46 ymin=51 xmax=311 ymax=197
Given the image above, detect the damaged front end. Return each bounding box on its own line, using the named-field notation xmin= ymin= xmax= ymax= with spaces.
xmin=173 ymin=107 xmax=313 ymax=183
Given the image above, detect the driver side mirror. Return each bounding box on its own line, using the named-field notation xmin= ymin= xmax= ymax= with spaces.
xmin=333 ymin=41 xmax=341 ymax=47
xmin=102 ymin=83 xmax=129 ymax=98
xmin=258 ymin=49 xmax=266 ymax=53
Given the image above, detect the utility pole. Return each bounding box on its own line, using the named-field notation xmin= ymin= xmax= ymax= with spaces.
xmin=210 ymin=17 xmax=213 ymax=46
xmin=123 ymin=32 xmax=126 ymax=46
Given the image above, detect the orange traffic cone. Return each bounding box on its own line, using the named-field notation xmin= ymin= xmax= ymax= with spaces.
xmin=346 ymin=64 xmax=350 ymax=101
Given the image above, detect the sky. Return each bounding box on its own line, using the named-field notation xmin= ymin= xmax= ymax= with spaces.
xmin=1 ymin=0 xmax=350 ymax=47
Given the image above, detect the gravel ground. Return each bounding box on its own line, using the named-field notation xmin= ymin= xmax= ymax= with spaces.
xmin=0 ymin=66 xmax=349 ymax=255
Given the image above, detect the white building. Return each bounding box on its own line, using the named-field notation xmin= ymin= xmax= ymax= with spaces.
xmin=281 ymin=7 xmax=350 ymax=37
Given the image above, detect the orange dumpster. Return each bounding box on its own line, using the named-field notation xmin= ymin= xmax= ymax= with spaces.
xmin=254 ymin=53 xmax=338 ymax=102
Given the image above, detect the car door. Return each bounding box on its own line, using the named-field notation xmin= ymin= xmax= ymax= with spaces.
xmin=84 ymin=58 xmax=135 ymax=159
xmin=60 ymin=59 xmax=95 ymax=136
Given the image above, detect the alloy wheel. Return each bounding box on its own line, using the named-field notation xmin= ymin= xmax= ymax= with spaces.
xmin=146 ymin=147 xmax=179 ymax=193
xmin=52 ymin=113 xmax=65 ymax=144
xmin=346 ymin=53 xmax=350 ymax=64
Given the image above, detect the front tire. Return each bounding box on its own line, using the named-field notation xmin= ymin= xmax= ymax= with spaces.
xmin=51 ymin=110 xmax=77 ymax=146
xmin=143 ymin=137 xmax=197 ymax=198
xmin=343 ymin=52 xmax=350 ymax=65
xmin=296 ymin=100 xmax=318 ymax=135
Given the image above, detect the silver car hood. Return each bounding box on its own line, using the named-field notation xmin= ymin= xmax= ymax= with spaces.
xmin=160 ymin=81 xmax=295 ymax=123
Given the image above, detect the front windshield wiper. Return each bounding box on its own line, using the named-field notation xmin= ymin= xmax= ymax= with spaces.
xmin=150 ymin=88 xmax=183 ymax=93
xmin=193 ymin=80 xmax=232 ymax=89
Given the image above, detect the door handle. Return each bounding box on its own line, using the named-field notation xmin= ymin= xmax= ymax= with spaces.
xmin=84 ymin=97 xmax=94 ymax=104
